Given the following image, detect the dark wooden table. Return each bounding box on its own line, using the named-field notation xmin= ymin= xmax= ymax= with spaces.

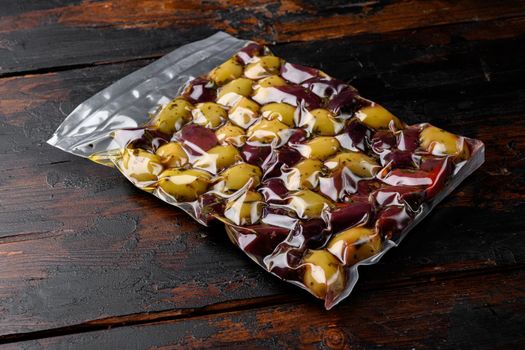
xmin=1 ymin=1 xmax=524 ymax=348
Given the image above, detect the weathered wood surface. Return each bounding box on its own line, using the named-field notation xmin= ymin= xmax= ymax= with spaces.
xmin=0 ymin=0 xmax=524 ymax=347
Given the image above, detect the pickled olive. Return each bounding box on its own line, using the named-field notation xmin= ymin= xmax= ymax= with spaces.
xmin=193 ymin=144 xmax=240 ymax=172
xmin=307 ymin=108 xmax=343 ymax=136
xmin=295 ymin=136 xmax=340 ymax=160
xmin=122 ymin=148 xmax=164 ymax=183
xmin=247 ymin=119 xmax=289 ymax=144
xmin=215 ymin=123 xmax=246 ymax=146
xmin=326 ymin=227 xmax=382 ymax=265
xmin=257 ymin=75 xmax=286 ymax=88
xmin=155 ymin=142 xmax=188 ymax=168
xmin=303 ymin=250 xmax=345 ymax=299
xmin=158 ymin=169 xmax=211 ymax=202
xmin=150 ymin=98 xmax=193 ymax=135
xmin=286 ymin=159 xmax=323 ymax=190
xmin=244 ymin=55 xmax=281 ymax=79
xmin=228 ymin=97 xmax=260 ymax=128
xmin=420 ymin=125 xmax=470 ymax=159
xmin=208 ymin=57 xmax=243 ymax=85
xmin=325 ymin=151 xmax=381 ymax=178
xmin=217 ymin=78 xmax=253 ymax=106
xmin=192 ymin=102 xmax=227 ymax=128
xmin=288 ymin=189 xmax=333 ymax=218
xmin=224 ymin=191 xmax=264 ymax=225
xmin=219 ymin=163 xmax=263 ymax=191
xmin=260 ymin=103 xmax=296 ymax=127
xmin=355 ymin=104 xmax=403 ymax=130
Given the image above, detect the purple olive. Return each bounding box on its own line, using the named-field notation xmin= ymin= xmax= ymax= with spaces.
xmin=199 ymin=193 xmax=225 ymax=223
xmin=376 ymin=205 xmax=412 ymax=241
xmin=356 ymin=179 xmax=382 ymax=196
xmin=280 ymin=62 xmax=321 ymax=84
xmin=397 ymin=126 xmax=421 ymax=152
xmin=419 ymin=156 xmax=453 ymax=200
xmin=260 ymin=178 xmax=289 ymax=201
xmin=263 ymin=146 xmax=303 ymax=178
xmin=236 ymin=43 xmax=265 ymax=65
xmin=287 ymin=128 xmax=308 ymax=144
xmin=382 ymin=150 xmax=419 ymax=168
xmin=179 ymin=124 xmax=218 ymax=154
xmin=115 ymin=128 xmax=169 ymax=152
xmin=326 ymin=88 xmax=365 ymax=116
xmin=371 ymin=130 xmax=396 ymax=153
xmin=329 ymin=202 xmax=371 ymax=233
xmin=231 ymin=224 xmax=290 ymax=261
xmin=371 ymin=185 xmax=424 ymax=212
xmin=182 ymin=77 xmax=216 ymax=103
xmin=257 ymin=85 xmax=321 ymax=109
xmin=336 ymin=120 xmax=371 ymax=152
xmin=288 ymin=218 xmax=330 ymax=249
xmin=302 ymin=77 xmax=350 ymax=99
xmin=241 ymin=144 xmax=272 ymax=166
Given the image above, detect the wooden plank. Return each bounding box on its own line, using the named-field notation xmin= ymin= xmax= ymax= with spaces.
xmin=0 ymin=1 xmax=524 ymax=75
xmin=5 ymin=268 xmax=524 ymax=349
xmin=0 ymin=23 xmax=524 ymax=337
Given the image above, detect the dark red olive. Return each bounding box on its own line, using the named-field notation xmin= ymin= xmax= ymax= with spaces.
xmin=274 ymin=85 xmax=322 ymax=109
xmin=379 ymin=168 xmax=434 ymax=187
xmin=302 ymin=77 xmax=350 ymax=99
xmin=182 ymin=77 xmax=216 ymax=103
xmin=260 ymin=178 xmax=289 ymax=201
xmin=199 ymin=193 xmax=225 ymax=223
xmin=327 ymin=88 xmax=367 ymax=116
xmin=236 ymin=43 xmax=265 ymax=65
xmin=280 ymin=62 xmax=320 ymax=84
xmin=383 ymin=150 xmax=419 ymax=168
xmin=287 ymin=128 xmax=308 ymax=144
xmin=231 ymin=224 xmax=290 ymax=262
xmin=241 ymin=144 xmax=272 ymax=166
xmin=371 ymin=130 xmax=396 ymax=153
xmin=376 ymin=205 xmax=412 ymax=241
xmin=263 ymin=146 xmax=303 ymax=179
xmin=420 ymin=156 xmax=453 ymax=200
xmin=179 ymin=124 xmax=218 ymax=154
xmin=336 ymin=119 xmax=371 ymax=152
xmin=397 ymin=125 xmax=421 ymax=152
xmin=371 ymin=185 xmax=425 ymax=212
xmin=115 ymin=128 xmax=169 ymax=152
xmin=329 ymin=202 xmax=371 ymax=233
xmin=288 ymin=219 xmax=330 ymax=249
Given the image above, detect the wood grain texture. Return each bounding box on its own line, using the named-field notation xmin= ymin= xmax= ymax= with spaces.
xmin=7 ymin=269 xmax=525 ymax=349
xmin=0 ymin=0 xmax=524 ymax=75
xmin=0 ymin=18 xmax=524 ymax=340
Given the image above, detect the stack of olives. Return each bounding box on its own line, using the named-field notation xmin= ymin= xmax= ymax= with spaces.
xmin=114 ymin=43 xmax=473 ymax=307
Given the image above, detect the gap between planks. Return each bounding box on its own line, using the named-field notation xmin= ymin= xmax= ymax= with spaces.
xmin=1 ymin=13 xmax=525 ymax=80
xmin=0 ymin=262 xmax=522 ymax=345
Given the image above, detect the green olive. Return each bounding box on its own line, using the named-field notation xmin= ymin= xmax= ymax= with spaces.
xmin=208 ymin=57 xmax=243 ymax=85
xmin=150 ymin=98 xmax=193 ymax=135
xmin=296 ymin=136 xmax=340 ymax=160
xmin=217 ymin=78 xmax=253 ymax=106
xmin=326 ymin=227 xmax=382 ymax=265
xmin=306 ymin=108 xmax=343 ymax=136
xmin=355 ymin=104 xmax=403 ymax=130
xmin=420 ymin=125 xmax=470 ymax=159
xmin=158 ymin=168 xmax=211 ymax=202
xmin=228 ymin=97 xmax=260 ymax=128
xmin=261 ymin=103 xmax=296 ymax=127
xmin=247 ymin=119 xmax=289 ymax=144
xmin=257 ymin=75 xmax=286 ymax=88
xmin=224 ymin=191 xmax=264 ymax=225
xmin=193 ymin=145 xmax=240 ymax=172
xmin=192 ymin=102 xmax=227 ymax=128
xmin=122 ymin=148 xmax=164 ymax=183
xmin=244 ymin=56 xmax=282 ymax=79
xmin=215 ymin=123 xmax=246 ymax=146
xmin=288 ymin=189 xmax=333 ymax=218
xmin=155 ymin=142 xmax=188 ymax=168
xmin=286 ymin=159 xmax=323 ymax=190
xmin=303 ymin=250 xmax=345 ymax=299
xmin=219 ymin=163 xmax=262 ymax=191
xmin=325 ymin=151 xmax=380 ymax=178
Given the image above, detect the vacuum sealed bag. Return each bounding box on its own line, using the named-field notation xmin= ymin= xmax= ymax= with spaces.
xmin=48 ymin=32 xmax=485 ymax=309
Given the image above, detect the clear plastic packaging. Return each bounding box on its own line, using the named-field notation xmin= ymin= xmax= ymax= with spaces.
xmin=48 ymin=32 xmax=485 ymax=309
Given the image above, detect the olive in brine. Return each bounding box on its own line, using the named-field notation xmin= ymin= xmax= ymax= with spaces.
xmin=307 ymin=108 xmax=343 ymax=136
xmin=122 ymin=148 xmax=164 ymax=183
xmin=260 ymin=102 xmax=296 ymax=127
xmin=244 ymin=56 xmax=282 ymax=80
xmin=192 ymin=102 xmax=227 ymax=128
xmin=303 ymin=250 xmax=345 ymax=299
xmin=325 ymin=151 xmax=380 ymax=178
xmin=151 ymin=98 xmax=193 ymax=135
xmin=420 ymin=125 xmax=470 ymax=159
xmin=247 ymin=119 xmax=289 ymax=144
xmin=217 ymin=77 xmax=254 ymax=106
xmin=326 ymin=226 xmax=382 ymax=265
xmin=158 ymin=169 xmax=211 ymax=202
xmin=224 ymin=191 xmax=264 ymax=225
xmin=219 ymin=163 xmax=263 ymax=191
xmin=155 ymin=142 xmax=188 ymax=168
xmin=288 ymin=189 xmax=333 ymax=218
xmin=296 ymin=136 xmax=340 ymax=160
xmin=215 ymin=123 xmax=246 ymax=147
xmin=194 ymin=145 xmax=240 ymax=172
xmin=228 ymin=97 xmax=260 ymax=129
xmin=208 ymin=57 xmax=244 ymax=85
xmin=355 ymin=104 xmax=403 ymax=130
xmin=285 ymin=159 xmax=323 ymax=190
xmin=257 ymin=75 xmax=286 ymax=88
